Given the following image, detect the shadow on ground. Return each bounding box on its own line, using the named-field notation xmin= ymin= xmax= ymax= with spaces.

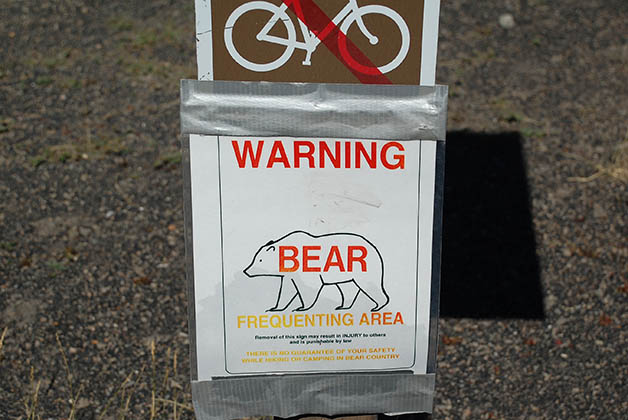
xmin=440 ymin=131 xmax=544 ymax=319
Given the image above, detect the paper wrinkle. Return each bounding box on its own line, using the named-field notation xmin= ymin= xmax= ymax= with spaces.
xmin=180 ymin=80 xmax=448 ymax=141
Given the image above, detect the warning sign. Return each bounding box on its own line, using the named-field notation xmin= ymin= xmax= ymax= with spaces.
xmin=189 ymin=135 xmax=436 ymax=376
xmin=195 ymin=0 xmax=438 ymax=84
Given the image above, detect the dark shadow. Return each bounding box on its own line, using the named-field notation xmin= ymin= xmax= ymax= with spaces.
xmin=440 ymin=131 xmax=544 ymax=319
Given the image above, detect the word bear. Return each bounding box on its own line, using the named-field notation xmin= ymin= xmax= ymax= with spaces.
xmin=278 ymin=244 xmax=368 ymax=273
xmin=244 ymin=231 xmax=389 ymax=312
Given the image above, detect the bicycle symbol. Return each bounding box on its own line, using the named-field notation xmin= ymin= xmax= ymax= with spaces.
xmin=224 ymin=0 xmax=411 ymax=75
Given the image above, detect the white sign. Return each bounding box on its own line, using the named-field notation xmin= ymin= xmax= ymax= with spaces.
xmin=190 ymin=135 xmax=438 ymax=379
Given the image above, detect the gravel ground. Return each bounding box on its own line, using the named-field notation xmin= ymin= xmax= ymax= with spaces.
xmin=0 ymin=0 xmax=626 ymax=419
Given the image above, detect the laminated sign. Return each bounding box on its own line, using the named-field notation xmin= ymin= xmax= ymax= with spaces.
xmin=183 ymin=1 xmax=445 ymax=419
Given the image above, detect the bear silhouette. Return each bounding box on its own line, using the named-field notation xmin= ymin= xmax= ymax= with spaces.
xmin=244 ymin=231 xmax=389 ymax=312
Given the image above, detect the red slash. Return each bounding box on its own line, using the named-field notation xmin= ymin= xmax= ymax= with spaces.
xmin=283 ymin=0 xmax=392 ymax=84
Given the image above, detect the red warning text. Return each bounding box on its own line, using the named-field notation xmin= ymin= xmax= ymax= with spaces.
xmin=231 ymin=140 xmax=405 ymax=170
xmin=279 ymin=245 xmax=368 ymax=273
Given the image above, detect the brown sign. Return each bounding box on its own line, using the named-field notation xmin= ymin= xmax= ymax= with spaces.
xmin=211 ymin=0 xmax=425 ymax=84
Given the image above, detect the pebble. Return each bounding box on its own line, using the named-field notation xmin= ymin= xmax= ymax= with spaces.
xmin=3 ymin=299 xmax=41 ymax=326
xmin=499 ymin=13 xmax=516 ymax=29
xmin=593 ymin=203 xmax=606 ymax=219
xmin=75 ymin=398 xmax=91 ymax=409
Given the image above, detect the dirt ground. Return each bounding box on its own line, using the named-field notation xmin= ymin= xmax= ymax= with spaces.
xmin=0 ymin=0 xmax=626 ymax=419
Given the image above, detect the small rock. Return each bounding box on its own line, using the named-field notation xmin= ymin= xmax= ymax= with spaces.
xmin=551 ymin=54 xmax=563 ymax=64
xmin=76 ymin=398 xmax=91 ymax=409
xmin=595 ymin=279 xmax=607 ymax=299
xmin=169 ymin=379 xmax=183 ymax=390
xmin=593 ymin=203 xmax=606 ymax=219
xmin=39 ymin=378 xmax=51 ymax=390
xmin=462 ymin=407 xmax=472 ymax=419
xmin=3 ymin=299 xmax=41 ymax=326
xmin=32 ymin=217 xmax=61 ymax=237
xmin=499 ymin=13 xmax=516 ymax=29
xmin=68 ymin=225 xmax=79 ymax=241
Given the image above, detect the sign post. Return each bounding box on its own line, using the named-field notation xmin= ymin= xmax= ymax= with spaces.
xmin=182 ymin=1 xmax=445 ymax=419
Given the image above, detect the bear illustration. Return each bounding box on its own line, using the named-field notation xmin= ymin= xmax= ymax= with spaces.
xmin=244 ymin=231 xmax=389 ymax=312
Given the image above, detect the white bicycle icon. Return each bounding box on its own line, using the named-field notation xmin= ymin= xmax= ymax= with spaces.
xmin=224 ymin=0 xmax=410 ymax=74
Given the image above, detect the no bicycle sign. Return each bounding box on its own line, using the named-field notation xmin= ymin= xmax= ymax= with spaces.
xmin=183 ymin=1 xmax=445 ymax=418
xmin=195 ymin=0 xmax=441 ymax=84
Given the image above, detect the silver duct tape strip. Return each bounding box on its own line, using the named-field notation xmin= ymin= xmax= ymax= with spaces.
xmin=180 ymin=80 xmax=448 ymax=141
xmin=192 ymin=373 xmax=435 ymax=420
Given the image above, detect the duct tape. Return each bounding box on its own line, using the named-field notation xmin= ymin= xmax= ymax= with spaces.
xmin=180 ymin=80 xmax=448 ymax=141
xmin=191 ymin=373 xmax=435 ymax=420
